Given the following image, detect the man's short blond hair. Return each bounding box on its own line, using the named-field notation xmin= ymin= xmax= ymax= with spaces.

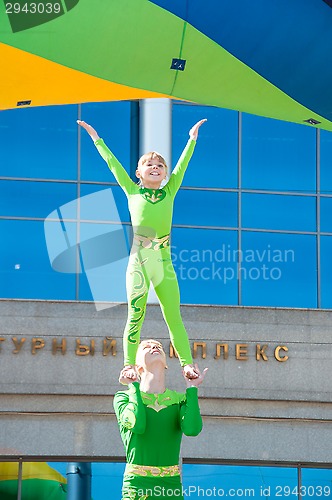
xmin=136 ymin=339 xmax=165 ymax=366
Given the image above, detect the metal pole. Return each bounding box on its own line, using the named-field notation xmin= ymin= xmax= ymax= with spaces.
xmin=66 ymin=462 xmax=92 ymax=500
xmin=16 ymin=460 xmax=23 ymax=500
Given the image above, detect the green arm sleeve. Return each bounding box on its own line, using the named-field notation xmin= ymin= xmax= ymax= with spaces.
xmin=179 ymin=387 xmax=203 ymax=436
xmin=171 ymin=331 xmax=193 ymax=367
xmin=113 ymin=382 xmax=146 ymax=434
xmin=167 ymin=139 xmax=196 ymax=195
xmin=94 ymin=138 xmax=135 ymax=196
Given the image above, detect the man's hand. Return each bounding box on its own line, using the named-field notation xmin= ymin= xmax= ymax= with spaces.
xmin=119 ymin=365 xmax=139 ymax=385
xmin=183 ymin=363 xmax=208 ymax=388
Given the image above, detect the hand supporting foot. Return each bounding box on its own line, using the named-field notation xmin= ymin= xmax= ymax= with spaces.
xmin=183 ymin=364 xmax=200 ymax=380
xmin=119 ymin=365 xmax=138 ymax=385
xmin=183 ymin=363 xmax=208 ymax=387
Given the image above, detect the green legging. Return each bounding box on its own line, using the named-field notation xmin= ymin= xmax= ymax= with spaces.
xmin=93 ymin=137 xmax=197 ymax=368
xmin=123 ymin=246 xmax=192 ymax=367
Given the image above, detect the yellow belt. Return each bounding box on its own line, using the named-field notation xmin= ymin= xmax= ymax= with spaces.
xmin=133 ymin=233 xmax=170 ymax=251
xmin=125 ymin=464 xmax=180 ymax=477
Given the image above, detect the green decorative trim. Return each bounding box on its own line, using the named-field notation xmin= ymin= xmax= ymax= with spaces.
xmin=125 ymin=463 xmax=180 ymax=477
xmin=133 ymin=233 xmax=170 ymax=251
xmin=140 ymin=187 xmax=166 ymax=204
xmin=140 ymin=389 xmax=185 ymax=412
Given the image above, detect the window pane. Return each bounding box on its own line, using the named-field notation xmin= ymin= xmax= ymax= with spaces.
xmin=241 ymin=232 xmax=317 ymax=308
xmin=52 ymin=462 xmax=125 ymax=500
xmin=172 ymin=103 xmax=238 ymax=189
xmin=320 ymin=236 xmax=332 ymax=309
xmin=172 ymin=228 xmax=238 ymax=305
xmin=91 ymin=463 xmax=124 ymax=500
xmin=183 ymin=464 xmax=298 ymax=500
xmin=174 ymin=190 xmax=237 ymax=228
xmin=301 ymin=468 xmax=332 ymax=498
xmin=77 ymin=186 xmax=131 ymax=303
xmin=242 ymin=193 xmax=316 ymax=232
xmin=78 ymin=222 xmax=129 ymax=303
xmin=12 ymin=462 xmax=128 ymax=500
xmin=81 ymin=102 xmax=132 ymax=182
xmin=320 ymin=130 xmax=332 ymax=195
xmin=19 ymin=462 xmax=67 ymax=498
xmin=242 ymin=114 xmax=316 ymax=193
xmin=0 ymin=462 xmax=19 ymax=498
xmin=0 ymin=180 xmax=77 ymax=219
xmin=80 ymin=184 xmax=130 ymax=224
xmin=0 ymin=220 xmax=76 ymax=300
xmin=320 ymin=197 xmax=332 ymax=233
xmin=0 ymin=105 xmax=78 ymax=180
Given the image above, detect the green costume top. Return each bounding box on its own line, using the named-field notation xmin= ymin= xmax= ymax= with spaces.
xmin=94 ymin=138 xmax=196 ymax=368
xmin=94 ymin=138 xmax=196 ymax=239
xmin=113 ymin=382 xmax=202 ymax=467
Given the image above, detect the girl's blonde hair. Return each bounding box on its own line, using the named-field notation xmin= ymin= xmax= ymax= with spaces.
xmin=137 ymin=152 xmax=168 ymax=174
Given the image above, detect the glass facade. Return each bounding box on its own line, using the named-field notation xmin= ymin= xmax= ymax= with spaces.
xmin=0 ymin=461 xmax=330 ymax=500
xmin=1 ymin=100 xmax=331 ymax=309
xmin=172 ymin=103 xmax=330 ymax=309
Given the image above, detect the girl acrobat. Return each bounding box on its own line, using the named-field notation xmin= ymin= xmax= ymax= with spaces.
xmin=78 ymin=117 xmax=207 ymax=381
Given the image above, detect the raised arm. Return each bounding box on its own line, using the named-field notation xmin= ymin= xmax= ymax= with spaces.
xmin=180 ymin=363 xmax=208 ymax=436
xmin=113 ymin=381 xmax=146 ymax=434
xmin=77 ymin=120 xmax=134 ymax=196
xmin=167 ymin=119 xmax=207 ymax=195
xmin=179 ymin=387 xmax=202 ymax=436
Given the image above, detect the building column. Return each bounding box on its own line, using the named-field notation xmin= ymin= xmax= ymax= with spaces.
xmin=139 ymin=98 xmax=172 ymax=304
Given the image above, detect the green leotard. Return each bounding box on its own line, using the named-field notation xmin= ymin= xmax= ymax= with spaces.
xmin=113 ymin=382 xmax=202 ymax=500
xmin=94 ymin=138 xmax=196 ymax=367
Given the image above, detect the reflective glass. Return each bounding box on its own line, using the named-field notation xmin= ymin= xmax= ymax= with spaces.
xmin=242 ymin=193 xmax=316 ymax=232
xmin=172 ymin=228 xmax=238 ymax=305
xmin=80 ymin=184 xmax=130 ymax=223
xmin=0 ymin=180 xmax=77 ymax=219
xmin=16 ymin=462 xmax=67 ymax=498
xmin=320 ymin=197 xmax=332 ymax=233
xmin=10 ymin=462 xmax=332 ymax=500
xmin=241 ymin=232 xmax=317 ymax=308
xmin=183 ymin=464 xmax=298 ymax=500
xmin=172 ymin=103 xmax=238 ymax=188
xmin=0 ymin=220 xmax=76 ymax=300
xmin=242 ymin=114 xmax=316 ymax=193
xmin=0 ymin=105 xmax=78 ymax=180
xmin=78 ymin=186 xmax=131 ymax=303
xmin=81 ymin=101 xmax=132 ymax=182
xmin=0 ymin=462 xmax=19 ymax=498
xmin=78 ymin=222 xmax=129 ymax=303
xmin=174 ymin=190 xmax=237 ymax=228
xmin=320 ymin=130 xmax=332 ymax=195
xmin=301 ymin=467 xmax=332 ymax=498
xmin=50 ymin=462 xmax=125 ymax=500
xmin=320 ymin=236 xmax=332 ymax=309
xmin=91 ymin=462 xmax=124 ymax=499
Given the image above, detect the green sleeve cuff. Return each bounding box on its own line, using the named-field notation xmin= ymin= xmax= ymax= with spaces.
xmin=128 ymin=381 xmax=140 ymax=394
xmin=185 ymin=386 xmax=198 ymax=396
